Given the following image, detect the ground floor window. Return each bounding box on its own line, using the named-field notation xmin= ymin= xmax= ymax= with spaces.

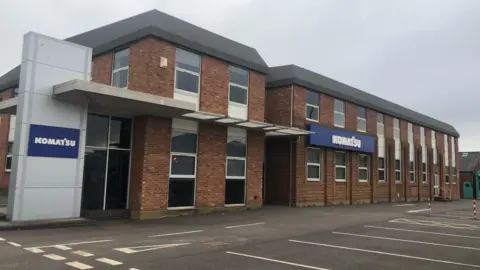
xmin=378 ymin=157 xmax=385 ymax=182
xmin=307 ymin=148 xmax=321 ymax=181
xmin=409 ymin=161 xmax=415 ymax=183
xmin=395 ymin=159 xmax=401 ymax=183
xmin=452 ymin=167 xmax=456 ymax=183
xmin=445 ymin=166 xmax=450 ymax=184
xmin=5 ymin=142 xmax=13 ymax=172
xmin=82 ymin=114 xmax=132 ymax=211
xmin=335 ymin=151 xmax=347 ymax=182
xmin=422 ymin=162 xmax=427 ymax=184
xmin=225 ymin=133 xmax=246 ymax=205
xmin=358 ymin=154 xmax=368 ymax=182
xmin=169 ymin=130 xmax=198 ymax=208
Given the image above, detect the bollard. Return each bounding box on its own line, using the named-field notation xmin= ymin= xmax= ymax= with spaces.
xmin=428 ymin=197 xmax=431 ymax=216
xmin=474 ymin=199 xmax=477 ymax=220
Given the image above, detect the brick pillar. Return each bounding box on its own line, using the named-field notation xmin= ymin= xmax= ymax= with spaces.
xmin=325 ymin=149 xmax=335 ymax=205
xmin=129 ymin=116 xmax=171 ymax=219
xmin=246 ymin=130 xmax=264 ymax=207
xmin=91 ymin=53 xmax=113 ymax=85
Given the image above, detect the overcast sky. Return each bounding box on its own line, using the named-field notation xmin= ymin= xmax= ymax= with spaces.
xmin=1 ymin=0 xmax=478 ymax=151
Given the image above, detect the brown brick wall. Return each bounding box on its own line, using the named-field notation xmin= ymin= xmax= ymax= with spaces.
xmin=366 ymin=109 xmax=377 ymax=136
xmin=0 ymin=89 xmax=13 ymax=191
xmin=91 ymin=53 xmax=113 ymax=85
xmin=292 ymin=85 xmax=307 ymax=128
xmin=248 ymin=72 xmax=266 ymax=122
xmin=264 ymin=138 xmax=291 ymax=204
xmin=265 ymin=86 xmax=292 ymax=126
xmin=351 ymin=153 xmax=371 ymax=204
xmin=296 ymin=138 xmax=326 ymax=207
xmin=200 ymin=56 xmax=228 ymax=115
xmin=345 ymin=102 xmax=356 ymax=132
xmin=246 ymin=130 xmax=264 ymax=207
xmin=319 ymin=94 xmax=334 ymax=128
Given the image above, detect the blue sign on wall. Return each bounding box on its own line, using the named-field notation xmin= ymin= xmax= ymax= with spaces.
xmin=307 ymin=124 xmax=375 ymax=153
xmin=27 ymin=124 xmax=80 ymax=158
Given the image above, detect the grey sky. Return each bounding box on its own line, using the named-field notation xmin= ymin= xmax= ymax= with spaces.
xmin=1 ymin=0 xmax=478 ymax=150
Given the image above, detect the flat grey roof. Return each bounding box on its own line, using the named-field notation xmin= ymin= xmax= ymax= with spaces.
xmin=266 ymin=65 xmax=459 ymax=137
xmin=0 ymin=9 xmax=269 ymax=91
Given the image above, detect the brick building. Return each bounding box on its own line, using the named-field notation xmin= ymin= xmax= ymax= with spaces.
xmin=0 ymin=10 xmax=459 ymax=221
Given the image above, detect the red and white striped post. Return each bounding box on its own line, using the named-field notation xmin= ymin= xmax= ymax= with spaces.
xmin=474 ymin=200 xmax=477 ymax=220
xmin=428 ymin=197 xmax=431 ymax=216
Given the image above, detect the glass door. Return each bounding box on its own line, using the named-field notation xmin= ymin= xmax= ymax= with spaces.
xmin=81 ymin=114 xmax=132 ymax=211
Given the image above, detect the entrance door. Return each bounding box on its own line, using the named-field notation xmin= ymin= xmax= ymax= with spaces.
xmin=433 ymin=174 xmax=440 ymax=197
xmin=81 ymin=114 xmax=132 ymax=216
xmin=463 ymin=182 xmax=473 ymax=199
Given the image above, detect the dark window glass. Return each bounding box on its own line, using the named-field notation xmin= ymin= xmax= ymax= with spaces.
xmin=306 ymin=90 xmax=320 ymax=106
xmin=86 ymin=114 xmax=109 ymax=147
xmin=410 ymin=172 xmax=415 ymax=183
xmin=175 ymin=48 xmax=201 ymax=73
xmin=410 ymin=162 xmax=415 ymax=171
xmin=81 ymin=149 xmax=107 ymax=210
xmin=306 ymin=106 xmax=319 ymax=120
xmin=308 ymin=149 xmax=320 ymax=163
xmin=227 ymin=159 xmax=245 ymax=177
xmin=395 ymin=160 xmax=401 ymax=170
xmin=175 ymin=70 xmax=199 ymax=93
xmin=423 ymin=174 xmax=427 ymax=183
xmin=378 ymin=170 xmax=385 ymax=181
xmin=105 ymin=150 xmax=130 ymax=210
xmin=113 ymin=49 xmax=130 ymax=70
xmin=171 ymin=131 xmax=197 ymax=153
xmin=359 ymin=169 xmax=368 ymax=180
xmin=5 ymin=156 xmax=12 ymax=170
xmin=229 ymin=66 xmax=248 ymax=86
xmin=112 ymin=69 xmax=128 ymax=88
xmin=358 ymin=155 xmax=368 ymax=167
xmin=422 ymin=163 xmax=426 ymax=172
xmin=13 ymin=88 xmax=19 ymax=97
xmin=336 ymin=167 xmax=346 ymax=180
xmin=168 ymin=178 xmax=195 ymax=207
xmin=395 ymin=171 xmax=401 ymax=181
xmin=334 ymin=99 xmax=344 ymax=112
xmin=308 ymin=165 xmax=320 ymax=179
xmin=227 ymin=139 xmax=246 ymax=157
xmin=225 ymin=179 xmax=245 ymax=205
xmin=335 ymin=152 xmax=346 ymax=166
xmin=109 ymin=117 xmax=132 ymax=149
xmin=7 ymin=142 xmax=13 ymax=154
xmin=229 ymin=85 xmax=248 ymax=104
xmin=171 ymin=155 xmax=196 ymax=175
xmin=357 ymin=107 xmax=366 ymax=118
xmin=378 ymin=158 xmax=385 ymax=169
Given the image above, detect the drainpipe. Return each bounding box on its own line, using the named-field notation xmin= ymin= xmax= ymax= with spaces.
xmin=289 ymin=85 xmax=294 ymax=207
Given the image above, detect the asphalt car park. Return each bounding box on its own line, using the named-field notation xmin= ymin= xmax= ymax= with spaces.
xmin=1 ymin=201 xmax=479 ymax=269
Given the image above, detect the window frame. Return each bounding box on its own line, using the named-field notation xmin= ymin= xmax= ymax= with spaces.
xmin=377 ymin=113 xmax=384 ymax=135
xmin=395 ymin=159 xmax=401 ymax=183
xmin=335 ymin=151 xmax=347 ymax=182
xmin=333 ymin=99 xmax=345 ymax=128
xmin=306 ymin=148 xmax=321 ymax=181
xmin=226 ymin=136 xmax=247 ymax=180
xmin=306 ymin=90 xmax=320 ymax=122
xmin=174 ymin=48 xmax=202 ymax=96
xmin=422 ymin=162 xmax=427 ymax=184
xmin=111 ymin=48 xmax=130 ymax=89
xmin=378 ymin=157 xmax=386 ymax=182
xmin=409 ymin=161 xmax=415 ymax=183
xmin=228 ymin=65 xmax=249 ymax=106
xmin=452 ymin=166 xmax=457 ymax=183
xmin=5 ymin=142 xmax=13 ymax=172
xmin=445 ymin=166 xmax=450 ymax=184
xmin=358 ymin=154 xmax=369 ymax=182
xmin=393 ymin=118 xmax=400 ymax=140
xmin=357 ymin=106 xmax=366 ymax=133
xmin=168 ymin=131 xmax=198 ymax=183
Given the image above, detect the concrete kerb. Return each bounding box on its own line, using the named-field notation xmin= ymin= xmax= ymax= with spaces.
xmin=0 ymin=217 xmax=95 ymax=231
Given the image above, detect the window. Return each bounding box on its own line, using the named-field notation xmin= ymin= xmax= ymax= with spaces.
xmin=395 ymin=159 xmax=401 ymax=183
xmin=169 ymin=130 xmax=198 ymax=207
xmin=5 ymin=142 xmax=13 ymax=172
xmin=175 ymin=48 xmax=201 ymax=94
xmin=378 ymin=157 xmax=386 ymax=182
xmin=229 ymin=66 xmax=248 ymax=105
xmin=307 ymin=148 xmax=321 ymax=181
xmin=335 ymin=151 xmax=347 ymax=181
xmin=306 ymin=90 xmax=320 ymax=121
xmin=393 ymin=118 xmax=400 ymax=140
xmin=409 ymin=161 xmax=415 ymax=183
xmin=377 ymin=113 xmax=384 ymax=135
xmin=111 ymin=49 xmax=130 ymax=88
xmin=452 ymin=166 xmax=457 ymax=183
xmin=13 ymin=87 xmax=19 ymax=97
xmin=422 ymin=163 xmax=427 ymax=183
xmin=445 ymin=166 xmax=450 ymax=184
xmin=334 ymin=99 xmax=345 ymax=127
xmin=225 ymin=136 xmax=247 ymax=205
xmin=357 ymin=107 xmax=366 ymax=132
xmin=358 ymin=154 xmax=369 ymax=182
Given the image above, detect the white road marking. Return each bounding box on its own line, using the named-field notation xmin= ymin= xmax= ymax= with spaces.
xmin=289 ymin=240 xmax=480 ymax=268
xmin=407 ymin=209 xmax=430 ymax=213
xmin=54 ymin=245 xmax=72 ymax=251
xmin=43 ymin=254 xmax=66 ymax=261
xmin=33 ymin=239 xmax=113 ymax=248
xmin=149 ymin=230 xmax=204 ymax=238
xmin=0 ymin=237 xmax=4 ymax=241
xmin=226 ymin=251 xmax=330 ymax=270
xmin=24 ymin=247 xmax=45 ymax=253
xmin=389 ymin=218 xmax=480 ymax=230
xmin=365 ymin=225 xmax=480 ymax=239
xmin=225 ymin=222 xmax=265 ymax=229
xmin=114 ymin=243 xmax=191 ymax=254
xmin=66 ymin=261 xmax=93 ymax=269
xmin=332 ymin=231 xmax=480 ymax=251
xmin=71 ymin=250 xmax=94 ymax=257
xmin=393 ymin=204 xmax=416 ymax=207
xmin=8 ymin=242 xmax=21 ymax=247
xmin=96 ymin=257 xmax=123 ymax=266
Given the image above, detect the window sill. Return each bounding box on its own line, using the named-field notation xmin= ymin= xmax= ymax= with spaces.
xmin=395 ymin=181 xmax=402 ymax=184
xmin=225 ymin=204 xmax=245 ymax=208
xmin=167 ymin=206 xmax=195 ymax=211
xmin=229 ymin=101 xmax=248 ymax=108
xmin=307 ymin=178 xmax=321 ymax=182
xmin=4 ymin=170 xmax=10 ymax=173
xmin=358 ymin=180 xmax=368 ymax=183
xmin=174 ymin=88 xmax=199 ymax=97
xmin=306 ymin=118 xmax=319 ymax=123
xmin=357 ymin=129 xmax=366 ymax=133
xmin=378 ymin=180 xmax=387 ymax=184
xmin=335 ymin=179 xmax=347 ymax=183
xmin=334 ymin=124 xmax=345 ymax=128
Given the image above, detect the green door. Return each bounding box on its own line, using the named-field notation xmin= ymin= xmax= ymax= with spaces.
xmin=464 ymin=182 xmax=473 ymax=199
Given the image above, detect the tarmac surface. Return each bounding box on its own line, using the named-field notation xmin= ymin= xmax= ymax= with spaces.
xmin=0 ymin=200 xmax=478 ymax=270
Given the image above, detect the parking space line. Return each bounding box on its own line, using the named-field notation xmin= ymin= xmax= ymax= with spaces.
xmin=71 ymin=250 xmax=94 ymax=257
xmin=365 ymin=225 xmax=480 ymax=239
xmin=8 ymin=242 xmax=21 ymax=247
xmin=389 ymin=218 xmax=480 ymax=230
xmin=43 ymin=254 xmax=66 ymax=261
xmin=332 ymin=232 xmax=480 ymax=251
xmin=32 ymin=239 xmax=113 ymax=249
xmin=66 ymin=261 xmax=93 ymax=269
xmin=149 ymin=230 xmax=204 ymax=238
xmin=226 ymin=251 xmax=330 ymax=270
xmin=54 ymin=245 xmax=72 ymax=251
xmin=24 ymin=247 xmax=45 ymax=253
xmin=225 ymin=222 xmax=265 ymax=229
xmin=0 ymin=237 xmax=4 ymax=241
xmin=407 ymin=209 xmax=430 ymax=213
xmin=96 ymin=257 xmax=123 ymax=266
xmin=289 ymin=240 xmax=480 ymax=268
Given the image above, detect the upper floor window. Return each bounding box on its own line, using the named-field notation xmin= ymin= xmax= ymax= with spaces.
xmin=111 ymin=48 xmax=130 ymax=88
xmin=13 ymin=87 xmax=19 ymax=97
xmin=393 ymin=118 xmax=400 ymax=140
xmin=377 ymin=113 xmax=384 ymax=135
xmin=229 ymin=66 xmax=249 ymax=105
xmin=334 ymin=99 xmax=345 ymax=127
xmin=306 ymin=90 xmax=320 ymax=121
xmin=420 ymin=127 xmax=425 ymax=146
xmin=357 ymin=107 xmax=366 ymax=132
xmin=175 ymin=48 xmax=201 ymax=94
